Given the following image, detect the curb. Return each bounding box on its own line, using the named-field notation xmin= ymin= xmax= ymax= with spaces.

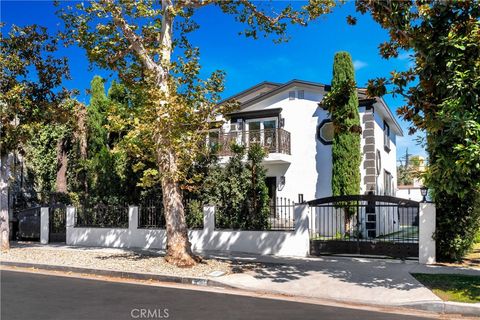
xmin=0 ymin=261 xmax=234 ymax=290
xmin=400 ymin=301 xmax=480 ymax=317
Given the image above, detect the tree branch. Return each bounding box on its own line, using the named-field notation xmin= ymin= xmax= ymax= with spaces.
xmin=102 ymin=0 xmax=163 ymax=76
xmin=238 ymin=0 xmax=307 ymax=27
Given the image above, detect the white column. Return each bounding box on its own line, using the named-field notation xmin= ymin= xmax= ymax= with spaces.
xmin=203 ymin=205 xmax=215 ymax=233
xmin=40 ymin=207 xmax=49 ymax=244
xmin=128 ymin=206 xmax=139 ymax=231
xmin=65 ymin=206 xmax=76 ymax=245
xmin=294 ymin=204 xmax=310 ymax=256
xmin=419 ymin=202 xmax=436 ymax=264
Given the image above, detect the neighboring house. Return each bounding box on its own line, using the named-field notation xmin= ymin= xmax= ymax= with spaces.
xmin=397 ymin=156 xmax=427 ymax=202
xmin=397 ymin=185 xmax=424 ymax=202
xmin=212 ymin=80 xmax=403 ymax=203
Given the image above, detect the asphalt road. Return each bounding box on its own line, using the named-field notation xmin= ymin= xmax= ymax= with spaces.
xmin=1 ymin=270 xmax=432 ymax=320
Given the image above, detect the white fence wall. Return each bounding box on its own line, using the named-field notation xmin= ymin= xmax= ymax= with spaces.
xmin=65 ymin=205 xmax=310 ymax=257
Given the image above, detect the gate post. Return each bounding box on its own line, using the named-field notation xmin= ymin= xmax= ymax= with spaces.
xmin=294 ymin=204 xmax=310 ymax=256
xmin=40 ymin=207 xmax=49 ymax=244
xmin=65 ymin=206 xmax=76 ymax=246
xmin=128 ymin=206 xmax=139 ymax=231
xmin=419 ymin=202 xmax=436 ymax=264
xmin=203 ymin=205 xmax=215 ymax=233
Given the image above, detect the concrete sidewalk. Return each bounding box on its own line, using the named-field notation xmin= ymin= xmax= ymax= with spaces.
xmin=203 ymin=251 xmax=479 ymax=306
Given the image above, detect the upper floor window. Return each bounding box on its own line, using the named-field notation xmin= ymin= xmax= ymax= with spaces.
xmin=207 ymin=130 xmax=220 ymax=149
xmin=298 ymin=90 xmax=305 ymax=99
xmin=383 ymin=121 xmax=390 ymax=152
xmin=384 ymin=170 xmax=393 ymax=196
xmin=289 ymin=91 xmax=295 ymax=100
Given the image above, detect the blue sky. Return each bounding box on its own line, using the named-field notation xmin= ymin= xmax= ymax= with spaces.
xmin=1 ymin=1 xmax=425 ymax=161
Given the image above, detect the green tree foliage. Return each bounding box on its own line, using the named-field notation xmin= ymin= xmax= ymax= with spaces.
xmin=1 ymin=24 xmax=72 ymax=249
xmin=328 ymin=52 xmax=361 ymax=197
xmin=85 ymin=76 xmax=123 ymax=203
xmin=201 ymin=144 xmax=270 ymax=230
xmin=1 ymin=24 xmax=71 ymax=153
xmin=352 ymin=1 xmax=480 ymax=261
xmin=56 ymin=0 xmax=334 ymax=266
xmin=24 ymin=124 xmax=71 ymax=200
xmin=397 ymin=155 xmax=424 ymax=186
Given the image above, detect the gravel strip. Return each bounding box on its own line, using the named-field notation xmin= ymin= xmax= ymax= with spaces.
xmin=1 ymin=245 xmax=233 ymax=278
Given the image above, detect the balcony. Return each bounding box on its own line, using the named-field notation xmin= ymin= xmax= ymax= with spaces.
xmin=212 ymin=128 xmax=291 ymax=163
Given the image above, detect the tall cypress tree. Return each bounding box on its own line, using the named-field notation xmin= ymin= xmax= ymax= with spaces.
xmin=329 ymin=52 xmax=361 ymax=197
xmin=321 ymin=52 xmax=362 ymax=236
xmin=87 ymin=76 xmax=121 ymax=202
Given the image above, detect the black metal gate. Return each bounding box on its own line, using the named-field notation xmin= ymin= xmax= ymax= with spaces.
xmin=308 ymin=195 xmax=419 ymax=259
xmin=49 ymin=204 xmax=66 ymax=243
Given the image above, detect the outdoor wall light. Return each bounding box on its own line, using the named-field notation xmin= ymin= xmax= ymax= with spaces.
xmin=298 ymin=193 xmax=304 ymax=204
xmin=420 ymin=186 xmax=428 ymax=202
xmin=280 ymin=176 xmax=286 ymax=185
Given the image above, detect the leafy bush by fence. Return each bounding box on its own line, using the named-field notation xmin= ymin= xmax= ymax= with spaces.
xmin=215 ymin=197 xmax=295 ymax=231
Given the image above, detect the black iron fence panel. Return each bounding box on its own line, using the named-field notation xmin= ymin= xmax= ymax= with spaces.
xmin=137 ymin=198 xmax=203 ymax=229
xmin=215 ymin=197 xmax=296 ymax=231
xmin=16 ymin=207 xmax=41 ymax=240
xmin=49 ymin=205 xmax=66 ymax=242
xmin=76 ymin=203 xmax=129 ymax=228
xmin=138 ymin=198 xmax=165 ymax=229
xmin=308 ymin=195 xmax=419 ymax=258
xmin=269 ymin=197 xmax=295 ymax=231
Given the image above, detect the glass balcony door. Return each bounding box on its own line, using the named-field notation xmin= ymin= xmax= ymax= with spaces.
xmin=245 ymin=118 xmax=277 ymax=152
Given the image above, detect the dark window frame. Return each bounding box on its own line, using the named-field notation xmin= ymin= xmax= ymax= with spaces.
xmin=317 ymin=119 xmax=334 ymax=145
xmin=298 ymin=90 xmax=305 ymax=99
xmin=383 ymin=121 xmax=391 ymax=152
xmin=384 ymin=170 xmax=393 ymax=196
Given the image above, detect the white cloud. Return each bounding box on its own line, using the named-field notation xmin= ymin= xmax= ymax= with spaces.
xmin=353 ymin=60 xmax=367 ymax=70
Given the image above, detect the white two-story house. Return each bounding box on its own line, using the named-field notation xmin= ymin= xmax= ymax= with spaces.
xmin=212 ymin=79 xmax=402 ymax=204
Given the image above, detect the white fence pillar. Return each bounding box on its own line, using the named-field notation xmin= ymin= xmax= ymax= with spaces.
xmin=203 ymin=205 xmax=215 ymax=233
xmin=294 ymin=204 xmax=310 ymax=256
xmin=65 ymin=206 xmax=76 ymax=246
xmin=128 ymin=206 xmax=139 ymax=231
xmin=419 ymin=202 xmax=436 ymax=264
xmin=40 ymin=207 xmax=49 ymax=244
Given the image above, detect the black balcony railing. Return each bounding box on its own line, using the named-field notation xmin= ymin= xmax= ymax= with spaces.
xmin=214 ymin=128 xmax=291 ymax=156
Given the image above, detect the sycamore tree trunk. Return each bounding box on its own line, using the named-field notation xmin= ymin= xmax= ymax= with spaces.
xmin=55 ymin=137 xmax=68 ymax=193
xmin=110 ymin=0 xmax=198 ymax=266
xmin=0 ymin=152 xmax=10 ymax=250
xmin=155 ymin=1 xmax=198 ymax=267
xmin=74 ymin=102 xmax=88 ymax=196
xmin=159 ymin=150 xmax=197 ymax=266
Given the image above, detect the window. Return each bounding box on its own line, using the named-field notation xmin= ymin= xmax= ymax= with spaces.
xmin=246 ymin=118 xmax=278 ymax=150
xmin=298 ymin=90 xmax=305 ymax=99
xmin=376 ymin=149 xmax=381 ymax=175
xmin=289 ymin=91 xmax=295 ymax=100
xmin=383 ymin=121 xmax=390 ymax=152
xmin=317 ymin=120 xmax=334 ymax=145
xmin=384 ymin=170 xmax=393 ymax=196
xmin=207 ymin=130 xmax=220 ymax=149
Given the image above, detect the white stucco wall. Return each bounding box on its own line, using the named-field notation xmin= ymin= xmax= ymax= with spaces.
xmin=229 ymin=86 xmax=330 ymax=203
xmin=219 ymin=85 xmax=399 ymax=202
xmin=66 ymin=205 xmax=310 ymax=257
xmin=373 ymin=110 xmax=398 ymax=195
xmin=397 ymin=187 xmax=424 ymax=202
